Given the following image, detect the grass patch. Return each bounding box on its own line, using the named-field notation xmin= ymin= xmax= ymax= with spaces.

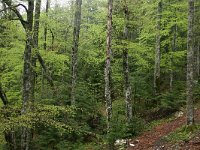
xmin=163 ymin=124 xmax=200 ymax=143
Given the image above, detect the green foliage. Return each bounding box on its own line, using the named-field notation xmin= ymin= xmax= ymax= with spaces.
xmin=160 ymin=91 xmax=185 ymax=110
xmin=0 ymin=0 xmax=198 ymax=149
xmin=163 ymin=124 xmax=200 ymax=143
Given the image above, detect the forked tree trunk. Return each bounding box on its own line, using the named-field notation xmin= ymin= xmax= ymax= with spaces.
xmin=71 ymin=0 xmax=82 ymax=105
xmin=123 ymin=0 xmax=132 ymax=122
xmin=105 ymin=0 xmax=113 ymax=149
xmin=154 ymin=0 xmax=162 ymax=95
xmin=186 ymin=0 xmax=194 ymax=125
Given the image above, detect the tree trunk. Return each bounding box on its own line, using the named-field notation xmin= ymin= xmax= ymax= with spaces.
xmin=31 ymin=0 xmax=41 ymax=102
xmin=186 ymin=0 xmax=194 ymax=125
xmin=71 ymin=0 xmax=82 ymax=105
xmin=44 ymin=0 xmax=50 ymax=51
xmin=154 ymin=0 xmax=162 ymax=95
xmin=21 ymin=1 xmax=34 ymax=149
xmin=197 ymin=43 xmax=200 ymax=78
xmin=170 ymin=23 xmax=177 ymax=92
xmin=2 ymin=0 xmax=36 ymax=149
xmin=105 ymin=0 xmax=113 ymax=149
xmin=0 ymin=83 xmax=8 ymax=105
xmin=123 ymin=0 xmax=132 ymax=122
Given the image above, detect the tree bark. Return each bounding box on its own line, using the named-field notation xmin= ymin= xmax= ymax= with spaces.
xmin=154 ymin=0 xmax=162 ymax=95
xmin=71 ymin=0 xmax=82 ymax=105
xmin=123 ymin=0 xmax=132 ymax=122
xmin=105 ymin=0 xmax=113 ymax=149
xmin=21 ymin=1 xmax=34 ymax=149
xmin=186 ymin=0 xmax=194 ymax=125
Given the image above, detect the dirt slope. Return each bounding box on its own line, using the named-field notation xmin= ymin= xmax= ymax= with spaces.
xmin=128 ymin=109 xmax=200 ymax=150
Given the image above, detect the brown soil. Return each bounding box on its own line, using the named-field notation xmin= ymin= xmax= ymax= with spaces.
xmin=128 ymin=109 xmax=200 ymax=150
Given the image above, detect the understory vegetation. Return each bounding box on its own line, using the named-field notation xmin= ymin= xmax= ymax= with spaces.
xmin=0 ymin=0 xmax=200 ymax=149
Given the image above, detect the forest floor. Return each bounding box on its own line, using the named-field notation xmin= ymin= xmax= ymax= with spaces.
xmin=128 ymin=109 xmax=200 ymax=150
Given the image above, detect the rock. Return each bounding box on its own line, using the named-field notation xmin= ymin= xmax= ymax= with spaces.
xmin=115 ymin=139 xmax=126 ymax=146
xmin=175 ymin=111 xmax=184 ymax=118
xmin=129 ymin=143 xmax=135 ymax=147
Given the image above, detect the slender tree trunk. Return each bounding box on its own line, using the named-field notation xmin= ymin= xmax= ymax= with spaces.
xmin=71 ymin=0 xmax=82 ymax=105
xmin=21 ymin=1 xmax=34 ymax=149
xmin=170 ymin=23 xmax=177 ymax=92
xmin=105 ymin=0 xmax=113 ymax=149
xmin=0 ymin=83 xmax=8 ymax=105
xmin=44 ymin=0 xmax=50 ymax=51
xmin=123 ymin=0 xmax=132 ymax=122
xmin=49 ymin=29 xmax=54 ymax=50
xmin=154 ymin=0 xmax=162 ymax=95
xmin=197 ymin=43 xmax=200 ymax=78
xmin=186 ymin=0 xmax=194 ymax=125
xmin=31 ymin=0 xmax=41 ymax=101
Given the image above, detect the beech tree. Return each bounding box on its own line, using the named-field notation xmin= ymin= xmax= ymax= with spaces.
xmin=105 ymin=0 xmax=113 ymax=147
xmin=71 ymin=0 xmax=82 ymax=105
xmin=154 ymin=0 xmax=162 ymax=95
xmin=186 ymin=0 xmax=194 ymax=125
xmin=31 ymin=0 xmax=41 ymax=101
xmin=123 ymin=0 xmax=132 ymax=122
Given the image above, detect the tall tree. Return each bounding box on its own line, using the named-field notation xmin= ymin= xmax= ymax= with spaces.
xmin=154 ymin=0 xmax=162 ymax=95
xmin=123 ymin=0 xmax=132 ymax=122
xmin=186 ymin=0 xmax=195 ymax=125
xmin=31 ymin=0 xmax=41 ymax=101
xmin=71 ymin=0 xmax=82 ymax=105
xmin=44 ymin=0 xmax=50 ymax=51
xmin=170 ymin=23 xmax=177 ymax=92
xmin=2 ymin=0 xmax=35 ymax=149
xmin=105 ymin=0 xmax=113 ymax=148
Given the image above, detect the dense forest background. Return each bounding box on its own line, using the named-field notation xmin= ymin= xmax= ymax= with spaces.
xmin=0 ymin=0 xmax=200 ymax=149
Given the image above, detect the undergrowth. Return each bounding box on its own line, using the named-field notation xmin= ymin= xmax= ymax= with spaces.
xmin=162 ymin=124 xmax=200 ymax=143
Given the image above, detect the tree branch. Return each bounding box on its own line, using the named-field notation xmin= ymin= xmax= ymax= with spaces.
xmin=37 ymin=53 xmax=54 ymax=87
xmin=2 ymin=1 xmax=28 ymax=28
xmin=0 ymin=3 xmax=28 ymax=13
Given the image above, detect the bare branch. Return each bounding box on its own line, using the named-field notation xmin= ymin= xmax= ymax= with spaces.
xmin=1 ymin=1 xmax=28 ymax=28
